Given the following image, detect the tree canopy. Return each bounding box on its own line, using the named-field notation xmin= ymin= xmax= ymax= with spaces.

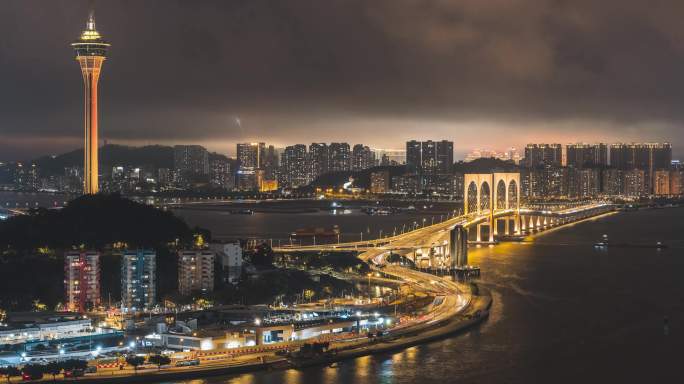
xmin=0 ymin=194 xmax=200 ymax=251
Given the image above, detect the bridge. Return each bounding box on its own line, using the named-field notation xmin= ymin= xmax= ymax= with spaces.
xmin=274 ymin=172 xmax=616 ymax=271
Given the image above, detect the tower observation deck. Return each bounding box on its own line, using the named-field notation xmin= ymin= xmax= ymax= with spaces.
xmin=71 ymin=11 xmax=110 ymax=194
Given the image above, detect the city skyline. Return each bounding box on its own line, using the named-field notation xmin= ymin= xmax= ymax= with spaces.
xmin=2 ymin=1 xmax=684 ymax=161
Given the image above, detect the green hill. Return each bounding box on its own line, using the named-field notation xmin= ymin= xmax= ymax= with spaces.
xmin=32 ymin=144 xmax=175 ymax=176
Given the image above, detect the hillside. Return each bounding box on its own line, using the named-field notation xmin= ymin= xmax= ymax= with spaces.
xmin=32 ymin=144 xmax=175 ymax=176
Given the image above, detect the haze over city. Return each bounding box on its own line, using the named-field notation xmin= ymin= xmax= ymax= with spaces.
xmin=1 ymin=0 xmax=684 ymax=160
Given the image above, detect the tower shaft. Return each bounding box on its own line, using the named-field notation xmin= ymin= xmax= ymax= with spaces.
xmin=78 ymin=56 xmax=104 ymax=194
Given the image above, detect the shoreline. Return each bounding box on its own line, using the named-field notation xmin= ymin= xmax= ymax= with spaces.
xmin=59 ymin=286 xmax=491 ymax=383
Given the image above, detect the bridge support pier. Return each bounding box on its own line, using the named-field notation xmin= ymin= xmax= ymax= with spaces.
xmin=489 ymin=220 xmax=495 ymax=242
xmin=504 ymin=218 xmax=510 ymax=236
xmin=476 ymin=224 xmax=482 ymax=242
xmin=450 ymin=226 xmax=468 ymax=269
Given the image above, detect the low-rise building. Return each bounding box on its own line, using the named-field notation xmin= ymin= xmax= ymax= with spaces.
xmin=370 ymin=170 xmax=390 ymax=194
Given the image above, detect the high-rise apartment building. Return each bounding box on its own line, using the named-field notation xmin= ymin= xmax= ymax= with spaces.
xmin=609 ymin=143 xmax=672 ymax=193
xmin=263 ymin=145 xmax=279 ymax=181
xmin=670 ymin=170 xmax=683 ymax=195
xmin=210 ymin=156 xmax=233 ymax=189
xmin=523 ymin=144 xmax=562 ymax=168
xmin=601 ymin=169 xmax=622 ymax=196
xmin=280 ymin=144 xmax=309 ymax=188
xmin=236 ymin=143 xmax=265 ymax=170
xmin=565 ymin=143 xmax=608 ymax=168
xmin=329 ymin=143 xmax=351 ymax=172
xmin=435 ymin=140 xmax=454 ymax=174
xmin=421 ymin=141 xmax=437 ymax=171
xmin=623 ymin=169 xmax=646 ymax=197
xmin=654 ymin=170 xmax=671 ymax=196
xmin=64 ymin=251 xmax=101 ymax=313
xmin=308 ymin=143 xmax=329 ymax=181
xmin=352 ymin=145 xmax=374 ymax=171
xmin=174 ymin=145 xmax=209 ymax=177
xmin=236 ymin=143 xmax=265 ymax=190
xmin=178 ymin=250 xmax=215 ymax=295
xmin=121 ymin=249 xmax=156 ymax=311
xmin=405 ymin=141 xmax=422 ymax=174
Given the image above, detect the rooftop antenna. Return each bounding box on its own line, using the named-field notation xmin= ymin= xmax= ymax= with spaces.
xmin=87 ymin=0 xmax=96 ymax=30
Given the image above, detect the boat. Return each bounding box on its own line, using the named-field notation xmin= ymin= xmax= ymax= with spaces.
xmin=594 ymin=234 xmax=609 ymax=248
xmin=656 ymin=241 xmax=669 ymax=249
xmin=230 ymin=209 xmax=254 ymax=215
xmin=291 ymin=225 xmax=340 ymax=238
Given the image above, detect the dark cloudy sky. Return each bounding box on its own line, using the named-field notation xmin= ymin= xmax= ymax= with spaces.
xmin=1 ymin=0 xmax=683 ymax=161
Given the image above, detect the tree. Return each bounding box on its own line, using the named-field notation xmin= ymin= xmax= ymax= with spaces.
xmin=0 ymin=367 xmax=21 ymax=383
xmin=147 ymin=355 xmax=171 ymax=371
xmin=125 ymin=355 xmax=146 ymax=374
xmin=21 ymin=364 xmax=44 ymax=379
xmin=44 ymin=361 xmax=63 ymax=381
xmin=61 ymin=359 xmax=88 ymax=372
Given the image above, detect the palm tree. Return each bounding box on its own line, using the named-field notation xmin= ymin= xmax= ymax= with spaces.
xmin=147 ymin=355 xmax=171 ymax=371
xmin=44 ymin=361 xmax=62 ymax=381
xmin=125 ymin=355 xmax=146 ymax=374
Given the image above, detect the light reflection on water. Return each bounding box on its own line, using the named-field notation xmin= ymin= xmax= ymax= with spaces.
xmin=170 ymin=207 xmax=684 ymax=384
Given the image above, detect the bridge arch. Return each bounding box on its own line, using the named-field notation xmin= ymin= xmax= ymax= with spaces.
xmin=466 ymin=182 xmax=478 ymax=214
xmin=496 ymin=180 xmax=507 ymax=210
xmin=480 ymin=182 xmax=491 ymax=211
xmin=464 ymin=172 xmax=520 ymax=215
xmin=508 ymin=180 xmax=518 ymax=209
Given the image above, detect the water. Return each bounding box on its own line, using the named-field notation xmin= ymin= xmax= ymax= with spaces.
xmin=168 ymin=206 xmax=684 ymax=383
xmin=6 ymin=193 xmax=680 ymax=382
xmin=173 ymin=206 xmax=443 ymax=243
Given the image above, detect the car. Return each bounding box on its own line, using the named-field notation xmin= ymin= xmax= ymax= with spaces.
xmin=64 ymin=369 xmax=85 ymax=378
xmin=175 ymin=359 xmax=200 ymax=367
xmin=21 ymin=372 xmax=43 ymax=381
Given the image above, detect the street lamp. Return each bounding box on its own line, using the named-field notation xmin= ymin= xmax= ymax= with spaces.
xmin=367 ymin=273 xmax=372 ymax=302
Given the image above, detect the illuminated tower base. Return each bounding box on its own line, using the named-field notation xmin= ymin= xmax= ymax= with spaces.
xmin=79 ymin=56 xmax=104 ymax=194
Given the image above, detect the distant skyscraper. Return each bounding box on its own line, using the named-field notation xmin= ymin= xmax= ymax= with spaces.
xmin=263 ymin=145 xmax=279 ymax=180
xmin=72 ymin=11 xmax=110 ymax=194
xmin=329 ymin=143 xmax=351 ymax=172
xmin=280 ymin=144 xmax=308 ymax=188
xmin=623 ymin=169 xmax=646 ymax=196
xmin=174 ymin=145 xmax=209 ymax=177
xmin=121 ymin=249 xmax=156 ymax=311
xmin=308 ymin=143 xmax=329 ymax=180
xmin=237 ymin=143 xmax=265 ymax=170
xmin=565 ymin=143 xmax=608 ymax=168
xmin=352 ymin=145 xmax=374 ymax=171
xmin=523 ymin=144 xmax=562 ymax=168
xmin=178 ymin=250 xmax=215 ymax=295
xmin=609 ymin=143 xmax=672 ymax=193
xmin=421 ymin=141 xmax=437 ymax=171
xmin=406 ymin=140 xmax=422 ymax=174
xmin=435 ymin=140 xmax=454 ymax=174
xmin=209 ymin=156 xmax=232 ymax=189
xmin=64 ymin=251 xmax=101 ymax=313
